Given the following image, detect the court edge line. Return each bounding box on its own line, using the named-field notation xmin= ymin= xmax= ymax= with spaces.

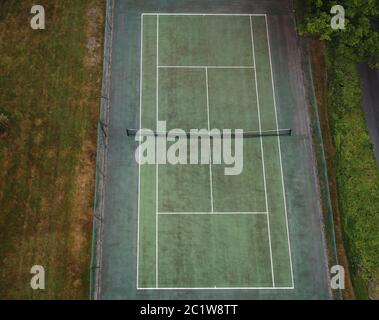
xmin=137 ymin=287 xmax=294 ymax=290
xmin=205 ymin=67 xmax=214 ymax=212
xmin=158 ymin=66 xmax=254 ymax=69
xmin=158 ymin=212 xmax=268 ymax=215
xmin=250 ymin=15 xmax=275 ymax=288
xmin=136 ymin=13 xmax=143 ymax=291
xmin=142 ymin=13 xmax=267 ymax=17
xmin=265 ymin=14 xmax=295 ymax=288
xmin=155 ymin=15 xmax=159 ymax=288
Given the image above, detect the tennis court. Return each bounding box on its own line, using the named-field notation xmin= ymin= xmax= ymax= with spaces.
xmin=137 ymin=14 xmax=293 ymax=290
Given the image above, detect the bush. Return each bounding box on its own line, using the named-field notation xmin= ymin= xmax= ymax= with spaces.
xmin=327 ymin=47 xmax=379 ymax=297
xmin=0 ymin=113 xmax=9 ymax=136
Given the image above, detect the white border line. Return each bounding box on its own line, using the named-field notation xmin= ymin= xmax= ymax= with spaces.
xmin=158 ymin=65 xmax=254 ymax=69
xmin=142 ymin=13 xmax=267 ymax=17
xmin=250 ymin=15 xmax=275 ymax=287
xmin=136 ymin=13 xmax=143 ymax=290
xmin=158 ymin=212 xmax=268 ymax=215
xmin=138 ymin=286 xmax=294 ymax=290
xmin=265 ymin=15 xmax=295 ymax=287
xmin=155 ymin=15 xmax=160 ymax=288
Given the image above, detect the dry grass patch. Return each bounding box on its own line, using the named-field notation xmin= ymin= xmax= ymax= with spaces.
xmin=0 ymin=0 xmax=104 ymax=299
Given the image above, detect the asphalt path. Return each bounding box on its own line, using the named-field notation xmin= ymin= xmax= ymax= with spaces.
xmin=359 ymin=64 xmax=379 ymax=168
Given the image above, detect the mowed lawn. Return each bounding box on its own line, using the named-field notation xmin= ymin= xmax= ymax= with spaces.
xmin=0 ymin=0 xmax=104 ymax=299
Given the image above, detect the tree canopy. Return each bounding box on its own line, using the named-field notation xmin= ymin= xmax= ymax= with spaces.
xmin=302 ymin=0 xmax=379 ymax=67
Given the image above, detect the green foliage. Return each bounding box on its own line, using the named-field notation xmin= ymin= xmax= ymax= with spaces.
xmin=299 ymin=0 xmax=379 ymax=300
xmin=327 ymin=49 xmax=379 ymax=294
xmin=301 ymin=0 xmax=379 ymax=67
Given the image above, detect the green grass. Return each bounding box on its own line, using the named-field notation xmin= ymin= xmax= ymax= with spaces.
xmin=0 ymin=0 xmax=104 ymax=299
xmin=326 ymin=49 xmax=379 ymax=299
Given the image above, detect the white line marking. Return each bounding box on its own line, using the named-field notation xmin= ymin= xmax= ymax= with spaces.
xmin=155 ymin=14 xmax=159 ymax=288
xmin=136 ymin=13 xmax=143 ymax=290
xmin=137 ymin=286 xmax=295 ymax=290
xmin=250 ymin=15 xmax=275 ymax=287
xmin=158 ymin=66 xmax=254 ymax=69
xmin=265 ymin=14 xmax=295 ymax=288
xmin=205 ymin=67 xmax=214 ymax=212
xmin=158 ymin=212 xmax=268 ymax=215
xmin=142 ymin=13 xmax=267 ymax=17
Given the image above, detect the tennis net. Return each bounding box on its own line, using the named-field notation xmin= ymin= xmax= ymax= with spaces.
xmin=126 ymin=128 xmax=292 ymax=138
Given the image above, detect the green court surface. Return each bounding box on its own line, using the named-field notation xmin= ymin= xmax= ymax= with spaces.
xmin=138 ymin=14 xmax=293 ymax=290
xmin=95 ymin=0 xmax=333 ymax=300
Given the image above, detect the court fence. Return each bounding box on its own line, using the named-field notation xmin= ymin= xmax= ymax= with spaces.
xmin=301 ymin=38 xmax=342 ymax=300
xmin=89 ymin=0 xmax=115 ymax=300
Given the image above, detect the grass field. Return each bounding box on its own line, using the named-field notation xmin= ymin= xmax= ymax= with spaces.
xmin=138 ymin=14 xmax=293 ymax=290
xmin=0 ymin=0 xmax=104 ymax=299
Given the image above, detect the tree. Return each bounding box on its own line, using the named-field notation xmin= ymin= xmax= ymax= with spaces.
xmin=301 ymin=0 xmax=379 ymax=67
